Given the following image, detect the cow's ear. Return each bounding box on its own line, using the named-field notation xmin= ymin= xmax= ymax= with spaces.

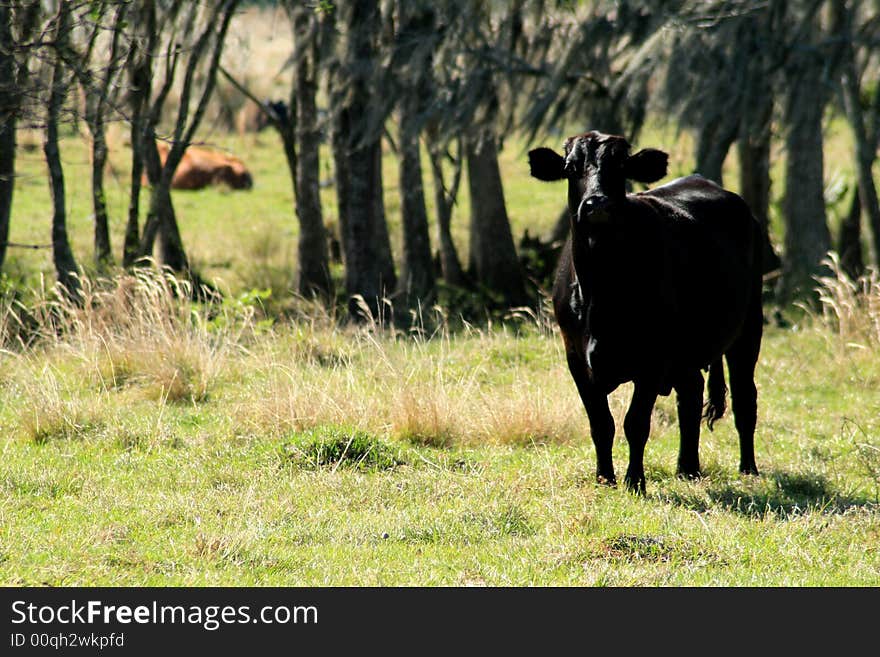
xmin=529 ymin=148 xmax=566 ymax=181
xmin=625 ymin=148 xmax=668 ymax=184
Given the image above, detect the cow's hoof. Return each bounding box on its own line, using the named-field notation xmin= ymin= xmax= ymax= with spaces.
xmin=624 ymin=474 xmax=646 ymax=495
xmin=676 ymin=468 xmax=702 ymax=480
xmin=739 ymin=463 xmax=759 ymax=476
xmin=596 ymin=473 xmax=617 ymax=487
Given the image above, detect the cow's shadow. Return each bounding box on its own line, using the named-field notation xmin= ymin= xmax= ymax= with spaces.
xmin=653 ymin=467 xmax=878 ymax=519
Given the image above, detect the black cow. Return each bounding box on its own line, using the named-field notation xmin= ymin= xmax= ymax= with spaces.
xmin=528 ymin=131 xmax=763 ymax=493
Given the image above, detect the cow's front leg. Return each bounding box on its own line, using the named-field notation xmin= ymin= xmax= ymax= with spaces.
xmin=623 ymin=382 xmax=659 ymax=494
xmin=585 ymin=388 xmax=616 ymax=486
xmin=565 ymin=351 xmax=616 ymax=485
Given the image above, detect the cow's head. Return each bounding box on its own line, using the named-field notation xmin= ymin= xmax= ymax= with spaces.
xmin=528 ymin=131 xmax=668 ymax=224
xmin=214 ymin=158 xmax=253 ymax=190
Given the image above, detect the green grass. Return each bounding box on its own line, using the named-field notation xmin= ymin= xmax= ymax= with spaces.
xmin=0 ymin=280 xmax=878 ymax=585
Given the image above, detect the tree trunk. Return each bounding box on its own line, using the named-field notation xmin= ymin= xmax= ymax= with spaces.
xmin=372 ymin=140 xmax=396 ymax=292
xmin=397 ymin=95 xmax=435 ymax=304
xmin=833 ymin=0 xmax=880 ymax=271
xmin=0 ymin=4 xmax=14 ymax=272
xmin=1 ymin=1 xmax=40 ymax=273
xmin=330 ymin=94 xmax=351 ymax=265
xmin=695 ymin=116 xmax=738 ymax=185
xmin=394 ymin=1 xmax=435 ymax=305
xmin=123 ymin=105 xmax=145 ymax=267
xmin=733 ymin=7 xmax=781 ymax=277
xmin=838 ymin=187 xmax=864 ymax=281
xmin=157 ymin=195 xmax=189 ymax=272
xmin=292 ymin=12 xmax=330 ymax=299
xmin=342 ymin=116 xmax=395 ymax=317
xmin=836 ymin=73 xmax=880 ymax=282
xmin=46 ymin=129 xmax=81 ymax=301
xmin=337 ymin=0 xmax=396 ymax=318
xmin=426 ymin=135 xmax=467 ymax=287
xmin=466 ymin=127 xmax=528 ymax=307
xmin=123 ymin=2 xmax=157 ymax=268
xmin=136 ymin=140 xmax=192 ymax=278
xmin=738 ymin=119 xmax=781 ymax=275
xmin=0 ymin=115 xmax=12 ymax=274
xmin=81 ymin=4 xmax=125 ymax=271
xmin=137 ymin=137 xmax=171 ymax=264
xmin=90 ymin=122 xmax=113 ymax=269
xmin=44 ymin=2 xmax=81 ymax=302
xmin=778 ymin=62 xmax=831 ymax=302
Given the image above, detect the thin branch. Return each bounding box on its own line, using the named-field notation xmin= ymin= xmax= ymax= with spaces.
xmin=218 ymin=63 xmax=283 ymax=130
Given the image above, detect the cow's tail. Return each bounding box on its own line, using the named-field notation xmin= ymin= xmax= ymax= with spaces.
xmin=703 ymin=359 xmax=727 ymax=431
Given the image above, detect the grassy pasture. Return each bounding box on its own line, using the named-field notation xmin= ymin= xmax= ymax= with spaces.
xmin=1 ymin=7 xmax=879 ymax=587
xmin=0 ymin=266 xmax=879 ymax=585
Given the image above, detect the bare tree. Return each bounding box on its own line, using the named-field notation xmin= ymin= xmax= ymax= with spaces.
xmin=777 ymin=1 xmax=835 ymax=302
xmin=735 ymin=4 xmax=783 ymax=275
xmin=130 ymin=0 xmax=240 ymax=292
xmin=121 ymin=0 xmax=158 ymax=268
xmin=833 ymin=0 xmax=880 ymax=275
xmin=332 ymin=0 xmax=397 ymax=318
xmin=287 ymin=0 xmax=331 ymax=298
xmin=393 ymin=0 xmax=436 ymax=306
xmin=43 ymin=1 xmax=81 ymax=301
xmin=426 ymin=129 xmax=467 ymax=287
xmin=64 ymin=1 xmax=128 ymax=270
xmin=0 ymin=0 xmax=41 ymax=273
xmin=457 ymin=1 xmax=529 ymax=307
xmin=421 ymin=2 xmax=470 ymax=288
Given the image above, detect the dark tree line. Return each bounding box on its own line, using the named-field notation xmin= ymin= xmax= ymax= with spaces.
xmin=1 ymin=0 xmax=879 ymax=319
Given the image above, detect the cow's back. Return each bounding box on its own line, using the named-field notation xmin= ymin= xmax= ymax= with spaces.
xmin=636 ymin=175 xmax=762 ymax=370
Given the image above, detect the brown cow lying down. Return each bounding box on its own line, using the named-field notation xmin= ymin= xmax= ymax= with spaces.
xmin=146 ymin=141 xmax=253 ymax=190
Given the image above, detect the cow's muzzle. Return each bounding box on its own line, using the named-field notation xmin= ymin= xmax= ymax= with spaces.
xmin=576 ymin=195 xmax=611 ymax=223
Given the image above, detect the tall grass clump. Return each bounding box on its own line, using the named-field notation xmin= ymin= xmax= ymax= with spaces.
xmin=15 ymin=364 xmax=106 ymax=443
xmin=3 ymin=268 xmax=255 ymax=405
xmin=814 ymin=252 xmax=880 ymax=348
xmin=238 ymin=309 xmax=583 ymax=448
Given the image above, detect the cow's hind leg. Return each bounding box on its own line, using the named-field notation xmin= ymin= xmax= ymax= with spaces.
xmin=725 ymin=315 xmax=762 ymax=475
xmin=623 ymin=382 xmax=659 ymax=494
xmin=674 ymin=369 xmax=704 ymax=478
xmin=566 ymin=352 xmax=616 ymax=485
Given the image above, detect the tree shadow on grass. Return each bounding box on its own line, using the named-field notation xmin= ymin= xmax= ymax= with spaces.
xmin=656 ymin=468 xmax=878 ymax=519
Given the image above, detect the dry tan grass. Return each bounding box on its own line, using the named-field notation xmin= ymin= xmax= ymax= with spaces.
xmin=4 ymin=269 xmax=247 ymax=413
xmin=0 ymin=266 xmax=627 ymax=450
xmin=15 ymin=362 xmax=106 ymax=443
xmin=231 ymin=317 xmax=585 ymax=448
xmin=814 ymin=251 xmax=880 ymax=348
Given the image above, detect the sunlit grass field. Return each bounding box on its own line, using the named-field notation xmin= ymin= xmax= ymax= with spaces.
xmin=1 ymin=263 xmax=879 ymax=585
xmin=1 ymin=7 xmax=879 ymax=586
